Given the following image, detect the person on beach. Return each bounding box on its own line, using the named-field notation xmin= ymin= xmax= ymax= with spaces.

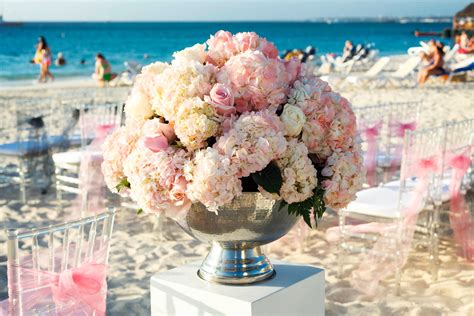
xmin=33 ymin=36 xmax=54 ymax=83
xmin=342 ymin=40 xmax=356 ymax=62
xmin=418 ymin=41 xmax=446 ymax=84
xmin=55 ymin=52 xmax=66 ymax=66
xmin=458 ymin=32 xmax=474 ymax=54
xmin=93 ymin=53 xmax=117 ymax=87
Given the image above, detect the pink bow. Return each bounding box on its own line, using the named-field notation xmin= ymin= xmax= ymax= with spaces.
xmin=449 ymin=154 xmax=472 ymax=172
xmin=95 ymin=124 xmax=116 ymax=138
xmin=417 ymin=157 xmax=439 ymax=175
xmin=361 ymin=121 xmax=383 ymax=186
xmin=390 ymin=120 xmax=417 ymax=138
xmin=51 ymin=262 xmax=107 ymax=315
xmin=361 ymin=123 xmax=382 ymax=140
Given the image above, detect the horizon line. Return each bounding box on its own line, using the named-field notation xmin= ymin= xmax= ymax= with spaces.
xmin=1 ymin=17 xmax=453 ymax=23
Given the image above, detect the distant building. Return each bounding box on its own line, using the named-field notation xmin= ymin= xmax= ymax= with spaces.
xmin=453 ymin=3 xmax=474 ymax=33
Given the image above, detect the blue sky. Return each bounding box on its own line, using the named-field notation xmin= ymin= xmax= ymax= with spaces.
xmin=1 ymin=0 xmax=471 ymax=22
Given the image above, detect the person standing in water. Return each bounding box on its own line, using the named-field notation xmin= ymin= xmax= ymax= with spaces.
xmin=93 ymin=53 xmax=117 ymax=87
xmin=33 ymin=36 xmax=54 ymax=82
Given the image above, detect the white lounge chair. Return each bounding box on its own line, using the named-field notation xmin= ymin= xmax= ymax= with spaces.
xmin=376 ymin=57 xmax=421 ymax=88
xmin=445 ymin=56 xmax=474 ymax=83
xmin=338 ymin=57 xmax=391 ymax=89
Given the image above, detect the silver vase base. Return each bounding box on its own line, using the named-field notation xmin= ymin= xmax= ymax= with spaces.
xmin=197 ymin=244 xmax=276 ymax=285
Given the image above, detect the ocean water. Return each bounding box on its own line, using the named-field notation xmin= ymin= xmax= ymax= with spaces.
xmin=0 ymin=22 xmax=451 ymax=81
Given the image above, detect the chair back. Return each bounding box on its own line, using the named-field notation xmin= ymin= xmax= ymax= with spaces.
xmin=400 ymin=126 xmax=446 ymax=212
xmin=79 ymin=103 xmax=123 ymax=149
xmin=6 ymin=208 xmax=116 ymax=315
xmin=353 ymin=101 xmax=422 ymax=185
xmin=366 ymin=57 xmax=390 ymax=77
xmin=443 ymin=119 xmax=474 ymax=191
xmin=393 ymin=57 xmax=421 ymax=78
xmin=444 ymin=44 xmax=460 ymax=63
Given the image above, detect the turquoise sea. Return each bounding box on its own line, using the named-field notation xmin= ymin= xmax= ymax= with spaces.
xmin=0 ymin=22 xmax=451 ymax=81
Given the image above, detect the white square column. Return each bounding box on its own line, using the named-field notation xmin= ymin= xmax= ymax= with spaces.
xmin=150 ymin=261 xmax=325 ymax=316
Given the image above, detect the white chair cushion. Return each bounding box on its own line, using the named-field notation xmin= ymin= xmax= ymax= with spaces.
xmin=345 ymin=187 xmax=412 ymax=219
xmin=383 ymin=178 xmax=417 ymax=191
xmin=383 ymin=178 xmax=451 ymax=202
xmin=53 ymin=151 xmax=82 ymax=164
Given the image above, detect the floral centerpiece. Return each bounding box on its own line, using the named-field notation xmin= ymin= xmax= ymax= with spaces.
xmin=102 ymin=30 xmax=364 ymax=228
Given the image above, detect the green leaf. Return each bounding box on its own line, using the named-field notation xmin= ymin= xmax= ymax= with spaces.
xmin=312 ymin=186 xmax=326 ymax=228
xmin=251 ymin=161 xmax=283 ymax=194
xmin=171 ymin=140 xmax=185 ymax=149
xmin=277 ymin=200 xmax=288 ymax=212
xmin=115 ymin=178 xmax=130 ymax=192
xmin=136 ymin=208 xmax=143 ymax=215
xmin=285 ymin=185 xmax=327 ymax=228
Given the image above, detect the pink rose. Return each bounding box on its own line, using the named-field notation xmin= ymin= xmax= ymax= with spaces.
xmin=167 ymin=176 xmax=192 ymax=214
xmin=142 ymin=118 xmax=176 ymax=143
xmin=143 ymin=135 xmax=169 ymax=152
xmin=206 ymin=83 xmax=236 ymax=116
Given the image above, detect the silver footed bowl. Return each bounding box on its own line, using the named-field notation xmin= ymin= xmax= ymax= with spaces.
xmin=174 ymin=193 xmax=299 ymax=285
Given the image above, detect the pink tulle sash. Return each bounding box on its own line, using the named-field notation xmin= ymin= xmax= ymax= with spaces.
xmin=388 ymin=120 xmax=417 ymax=178
xmin=326 ymin=155 xmax=440 ymax=295
xmin=360 ymin=121 xmax=383 ymax=187
xmin=0 ymin=244 xmax=109 ymax=315
xmin=75 ymin=123 xmax=116 ymax=215
xmin=446 ymin=149 xmax=473 ymax=260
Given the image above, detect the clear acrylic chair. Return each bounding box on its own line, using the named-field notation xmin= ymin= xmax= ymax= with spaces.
xmin=3 ymin=208 xmax=116 ymax=315
xmin=54 ymin=103 xmax=123 ymax=213
xmin=0 ymin=97 xmax=80 ymax=203
xmin=335 ymin=125 xmax=445 ymax=295
xmin=353 ymin=101 xmax=422 ymax=187
xmin=438 ymin=119 xmax=474 ymax=262
xmin=382 ymin=101 xmax=422 ymax=179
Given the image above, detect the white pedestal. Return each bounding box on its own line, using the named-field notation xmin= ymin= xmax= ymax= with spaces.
xmin=150 ymin=261 xmax=325 ymax=316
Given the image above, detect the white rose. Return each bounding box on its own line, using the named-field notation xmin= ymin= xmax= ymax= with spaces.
xmin=172 ymin=44 xmax=207 ymax=64
xmin=281 ymin=104 xmax=306 ymax=137
xmin=125 ymin=91 xmax=153 ymax=121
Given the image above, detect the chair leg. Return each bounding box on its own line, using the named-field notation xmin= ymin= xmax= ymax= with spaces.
xmin=337 ymin=210 xmax=346 ymax=278
xmin=18 ymin=158 xmax=26 ymax=204
xmin=395 ymin=264 xmax=402 ymax=295
xmin=153 ymin=213 xmax=165 ymax=241
xmin=430 ymin=204 xmax=440 ymax=281
xmin=55 ymin=167 xmax=63 ymax=211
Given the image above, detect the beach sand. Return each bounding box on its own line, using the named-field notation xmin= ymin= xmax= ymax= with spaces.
xmin=0 ymin=78 xmax=473 ymax=315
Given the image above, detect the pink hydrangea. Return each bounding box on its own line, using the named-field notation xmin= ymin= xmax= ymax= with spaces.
xmin=101 ymin=124 xmax=141 ymax=195
xmin=184 ymin=147 xmax=242 ymax=212
xmin=101 ymin=31 xmax=363 ymax=222
xmin=260 ymin=139 xmax=318 ymax=204
xmin=173 ymin=97 xmax=220 ymax=151
xmin=215 ymin=110 xmax=287 ymax=177
xmin=216 ymin=51 xmax=291 ymax=113
xmin=233 ymin=32 xmax=278 ymax=59
xmin=288 ymin=76 xmax=357 ymax=161
xmin=321 ymin=146 xmax=365 ymax=209
xmin=206 ymin=31 xmax=279 ymax=67
xmin=123 ymin=144 xmax=191 ymax=215
xmin=151 ymin=58 xmax=215 ymax=122
xmin=206 ymin=30 xmax=239 ymax=67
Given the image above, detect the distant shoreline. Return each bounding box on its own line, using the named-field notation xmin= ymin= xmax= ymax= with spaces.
xmin=0 ymin=18 xmax=452 ymax=24
xmin=0 ymin=76 xmax=97 ymax=91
